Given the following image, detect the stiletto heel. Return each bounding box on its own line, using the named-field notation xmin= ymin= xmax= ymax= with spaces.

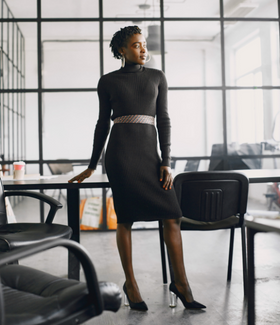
xmin=169 ymin=282 xmax=206 ymax=309
xmin=123 ymin=283 xmax=148 ymax=311
xmin=169 ymin=291 xmax=177 ymax=308
xmin=124 ymin=292 xmax=129 ymax=306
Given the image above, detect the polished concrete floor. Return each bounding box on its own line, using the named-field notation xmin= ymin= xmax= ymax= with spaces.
xmin=11 ymin=194 xmax=280 ymax=325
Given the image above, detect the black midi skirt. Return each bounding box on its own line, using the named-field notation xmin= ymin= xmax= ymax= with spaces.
xmin=105 ymin=123 xmax=182 ymax=224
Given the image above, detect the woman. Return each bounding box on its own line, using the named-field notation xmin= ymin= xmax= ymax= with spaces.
xmin=69 ymin=26 xmax=205 ymax=311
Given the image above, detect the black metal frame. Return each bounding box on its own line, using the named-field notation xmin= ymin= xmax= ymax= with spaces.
xmin=0 ymin=0 xmax=279 ymax=171
xmin=0 ymin=0 xmax=280 ymax=224
xmin=0 ymin=0 xmax=26 ymax=165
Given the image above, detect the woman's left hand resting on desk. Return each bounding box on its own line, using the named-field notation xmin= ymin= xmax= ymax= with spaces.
xmin=68 ymin=168 xmax=95 ymax=183
xmin=160 ymin=166 xmax=173 ymax=190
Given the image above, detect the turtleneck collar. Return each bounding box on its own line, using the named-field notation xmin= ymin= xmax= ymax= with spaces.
xmin=121 ymin=63 xmax=144 ymax=73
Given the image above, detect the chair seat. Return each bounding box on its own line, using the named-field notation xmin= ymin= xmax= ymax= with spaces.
xmin=181 ymin=215 xmax=240 ymax=231
xmin=0 ymin=264 xmax=122 ymax=325
xmin=0 ymin=223 xmax=72 ymax=252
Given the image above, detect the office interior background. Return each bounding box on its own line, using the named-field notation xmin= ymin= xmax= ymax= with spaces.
xmin=1 ymin=0 xmax=280 ymax=207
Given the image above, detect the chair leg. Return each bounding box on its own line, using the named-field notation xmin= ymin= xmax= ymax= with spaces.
xmin=241 ymin=224 xmax=248 ymax=297
xmin=227 ymin=227 xmax=235 ymax=282
xmin=158 ymin=220 xmax=168 ymax=284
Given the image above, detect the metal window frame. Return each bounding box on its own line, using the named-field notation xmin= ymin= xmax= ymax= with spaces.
xmin=0 ymin=0 xmax=279 ymax=173
xmin=0 ymin=0 xmax=26 ymax=167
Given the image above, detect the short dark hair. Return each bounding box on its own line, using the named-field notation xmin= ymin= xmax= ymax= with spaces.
xmin=110 ymin=25 xmax=142 ymax=59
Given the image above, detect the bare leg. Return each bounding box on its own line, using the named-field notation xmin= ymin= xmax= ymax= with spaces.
xmin=116 ymin=222 xmax=143 ymax=303
xmin=162 ymin=218 xmax=194 ymax=302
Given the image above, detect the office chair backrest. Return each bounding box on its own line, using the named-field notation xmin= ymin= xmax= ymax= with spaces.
xmin=174 ymin=171 xmax=249 ymax=223
xmin=48 ymin=163 xmax=73 ymax=175
xmin=0 ymin=179 xmax=8 ymax=225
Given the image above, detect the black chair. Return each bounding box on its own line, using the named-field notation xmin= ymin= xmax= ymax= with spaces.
xmin=0 ymin=178 xmax=72 ymax=253
xmin=159 ymin=171 xmax=249 ymax=296
xmin=0 ymin=238 xmax=122 ymax=325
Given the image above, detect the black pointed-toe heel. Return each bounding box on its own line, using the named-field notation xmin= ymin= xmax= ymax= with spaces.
xmin=123 ymin=283 xmax=148 ymax=311
xmin=169 ymin=282 xmax=206 ymax=309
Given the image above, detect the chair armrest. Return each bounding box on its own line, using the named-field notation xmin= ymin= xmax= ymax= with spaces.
xmin=4 ymin=190 xmax=63 ymax=223
xmin=0 ymin=238 xmax=104 ymax=317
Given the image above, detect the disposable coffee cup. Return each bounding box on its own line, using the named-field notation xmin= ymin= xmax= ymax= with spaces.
xmin=13 ymin=161 xmax=25 ymax=180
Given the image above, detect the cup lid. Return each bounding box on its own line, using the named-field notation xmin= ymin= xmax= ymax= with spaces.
xmin=13 ymin=161 xmax=25 ymax=165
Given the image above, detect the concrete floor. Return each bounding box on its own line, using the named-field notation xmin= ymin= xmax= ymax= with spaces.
xmin=11 ymin=193 xmax=280 ymax=325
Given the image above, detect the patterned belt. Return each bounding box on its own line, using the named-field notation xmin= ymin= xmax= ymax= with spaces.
xmin=113 ymin=115 xmax=155 ymax=125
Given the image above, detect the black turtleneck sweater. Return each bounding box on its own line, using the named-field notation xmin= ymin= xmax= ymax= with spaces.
xmin=88 ymin=64 xmax=171 ymax=169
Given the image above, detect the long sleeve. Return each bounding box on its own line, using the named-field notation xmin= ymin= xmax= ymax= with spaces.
xmin=88 ymin=77 xmax=111 ymax=169
xmin=156 ymin=72 xmax=171 ymax=167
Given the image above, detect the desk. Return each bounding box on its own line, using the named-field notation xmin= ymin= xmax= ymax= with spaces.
xmin=3 ymin=174 xmax=110 ymax=280
xmin=245 ymin=216 xmax=280 ymax=325
xmin=3 ymin=169 xmax=280 ymax=281
xmin=234 ymin=169 xmax=280 ymax=184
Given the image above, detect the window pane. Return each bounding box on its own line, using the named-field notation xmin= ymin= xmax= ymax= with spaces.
xmin=224 ymin=0 xmax=278 ymax=18
xmin=41 ymin=0 xmax=98 ymax=18
xmin=26 ymin=93 xmax=38 ymax=160
xmin=169 ymin=90 xmax=223 ymax=158
xmin=165 ymin=21 xmax=222 ymax=87
xmin=103 ymin=0 xmax=160 ymax=18
xmin=0 ymin=23 xmax=37 ymax=89
xmin=19 ymin=23 xmax=38 ymax=89
xmin=165 ymin=0 xmax=220 ymax=18
xmin=227 ymin=89 xmax=280 ymax=158
xmin=43 ymin=92 xmax=99 ymax=160
xmin=4 ymin=0 xmax=36 ymax=18
xmin=42 ymin=22 xmax=99 ymax=88
xmin=103 ymin=22 xmax=162 ymax=74
xmin=0 ymin=91 xmax=27 ymax=162
xmin=225 ymin=22 xmax=280 ymax=86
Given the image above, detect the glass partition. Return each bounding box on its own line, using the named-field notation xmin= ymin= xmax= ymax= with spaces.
xmin=42 ymin=0 xmax=98 ymax=18
xmin=165 ymin=21 xmax=222 ymax=87
xmin=227 ymin=89 xmax=280 ymax=157
xmin=1 ymin=0 xmax=280 ymax=181
xmin=225 ymin=22 xmax=280 ymax=87
xmin=224 ymin=0 xmax=278 ymax=19
xmin=4 ymin=0 xmax=36 ymax=18
xmin=165 ymin=0 xmax=220 ymax=18
xmin=169 ymin=90 xmax=223 ymax=157
xmin=103 ymin=0 xmax=160 ymax=18
xmin=42 ymin=92 xmax=99 ymax=160
xmin=25 ymin=93 xmax=38 ymax=160
xmin=41 ymin=22 xmax=99 ymax=88
xmin=0 ymin=23 xmax=37 ymax=89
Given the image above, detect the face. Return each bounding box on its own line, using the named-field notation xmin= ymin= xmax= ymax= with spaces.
xmin=120 ymin=33 xmax=147 ymax=65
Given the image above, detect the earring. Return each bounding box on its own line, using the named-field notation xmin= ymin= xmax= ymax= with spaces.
xmin=145 ymin=52 xmax=151 ymax=63
xmin=121 ymin=55 xmax=125 ymax=68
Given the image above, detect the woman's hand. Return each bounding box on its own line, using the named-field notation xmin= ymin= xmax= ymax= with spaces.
xmin=159 ymin=166 xmax=173 ymax=190
xmin=68 ymin=168 xmax=95 ymax=183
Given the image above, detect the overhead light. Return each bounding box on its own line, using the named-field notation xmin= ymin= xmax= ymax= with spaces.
xmin=146 ymin=25 xmax=161 ymax=55
xmin=139 ymin=4 xmax=151 ymax=11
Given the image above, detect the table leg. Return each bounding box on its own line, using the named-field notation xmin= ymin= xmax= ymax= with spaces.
xmin=247 ymin=227 xmax=257 ymax=325
xmin=67 ymin=188 xmax=80 ymax=280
